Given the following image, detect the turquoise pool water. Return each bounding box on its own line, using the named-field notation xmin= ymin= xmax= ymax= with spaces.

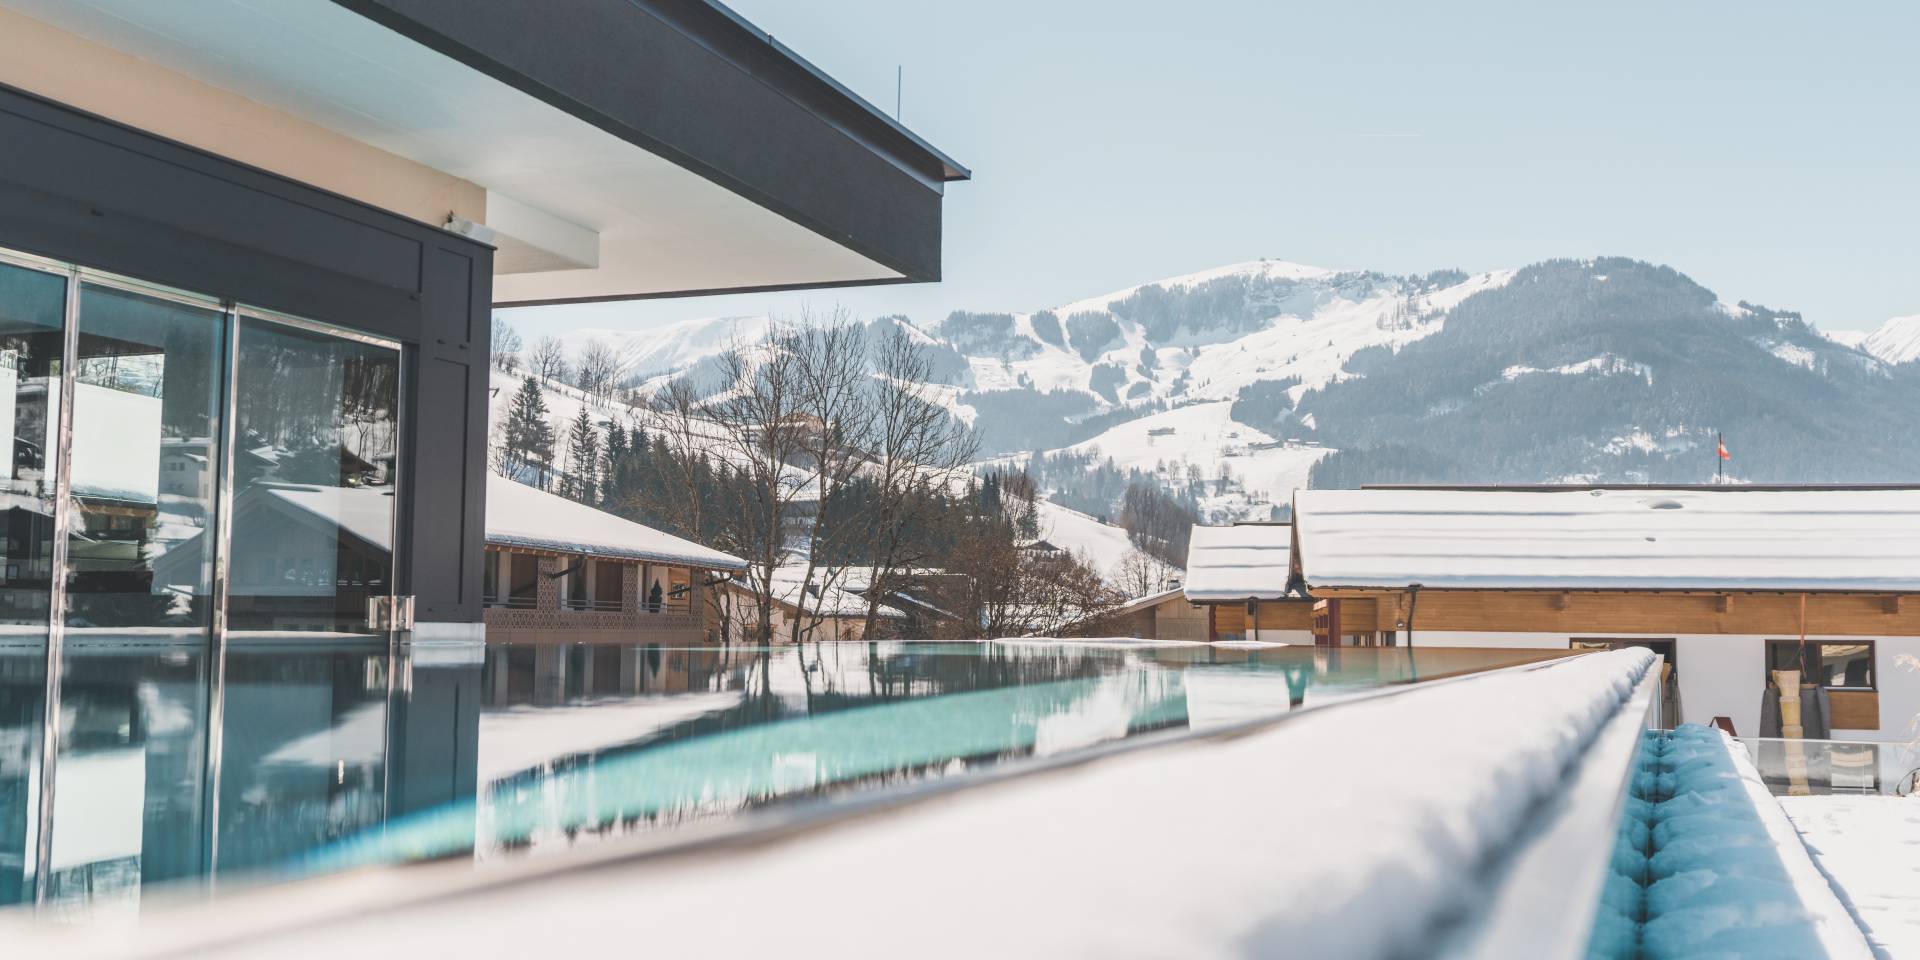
xmin=308 ymin=642 xmax=1559 ymax=875
xmin=0 ymin=638 xmax=1563 ymax=907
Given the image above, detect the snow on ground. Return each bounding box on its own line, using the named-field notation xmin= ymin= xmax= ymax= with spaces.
xmin=541 ymin=315 xmax=773 ymax=381
xmin=1034 ymin=498 xmax=1138 ymax=574
xmin=1758 ymin=339 xmax=1819 ymax=370
xmin=1499 ymin=354 xmax=1652 ymax=383
xmin=970 ymin=265 xmax=1516 ymax=410
xmin=1780 ymin=794 xmax=1920 ymax=958
xmin=1861 ymin=315 xmax=1920 ymax=366
xmin=1065 ymin=400 xmax=1330 ymax=514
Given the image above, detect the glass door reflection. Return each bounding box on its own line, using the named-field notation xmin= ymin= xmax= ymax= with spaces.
xmin=0 ymin=258 xmax=65 ymax=907
xmin=218 ymin=315 xmax=400 ymax=878
xmin=51 ymin=281 xmax=224 ymax=907
xmin=0 ymin=250 xmax=423 ymax=911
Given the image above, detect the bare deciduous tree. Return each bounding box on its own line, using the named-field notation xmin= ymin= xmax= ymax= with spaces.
xmin=1115 ymin=549 xmax=1179 ymax=599
xmin=491 ymin=319 xmax=523 ymax=374
xmin=530 ymin=335 xmax=569 ymax=384
xmin=705 ymin=325 xmax=809 ymax=646
xmin=784 ymin=312 xmax=876 ymax=644
xmin=574 ymin=338 xmax=626 ymax=403
xmin=860 ymin=322 xmax=977 ymax=637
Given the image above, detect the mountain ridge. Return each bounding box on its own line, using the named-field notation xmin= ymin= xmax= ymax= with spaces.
xmin=528 ymin=255 xmax=1919 ymax=518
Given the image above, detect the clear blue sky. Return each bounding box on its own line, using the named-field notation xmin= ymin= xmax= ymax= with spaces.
xmin=505 ymin=0 xmax=1918 ymax=340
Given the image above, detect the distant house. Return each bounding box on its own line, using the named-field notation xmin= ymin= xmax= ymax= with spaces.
xmin=482 ymin=475 xmax=747 ymax=645
xmin=1183 ymin=523 xmax=1314 ymax=643
xmin=1097 ymin=586 xmax=1209 ymax=642
xmin=1017 ymin=539 xmax=1065 ymax=558
xmin=721 ymin=569 xmax=904 ymax=643
xmin=1290 ymin=485 xmax=1920 ymax=747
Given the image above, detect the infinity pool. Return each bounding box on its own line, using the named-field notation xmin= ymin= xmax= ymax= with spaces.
xmin=1 ymin=639 xmax=1566 ymax=909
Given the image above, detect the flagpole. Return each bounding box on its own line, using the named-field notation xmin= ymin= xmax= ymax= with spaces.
xmin=1716 ymin=432 xmax=1724 ymax=482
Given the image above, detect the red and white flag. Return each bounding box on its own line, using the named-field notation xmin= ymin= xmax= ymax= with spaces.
xmin=1716 ymin=435 xmax=1731 ymax=461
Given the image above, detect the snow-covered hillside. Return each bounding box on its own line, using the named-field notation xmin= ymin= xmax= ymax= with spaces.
xmin=955 ymin=261 xmax=1513 ymax=407
xmin=545 ymin=315 xmax=773 ymax=382
xmin=1859 ymin=314 xmax=1920 ymax=365
xmin=1064 ymin=401 xmax=1329 ymax=517
xmin=514 ymin=255 xmax=1917 ymax=524
xmin=1033 ymin=500 xmax=1138 ymax=575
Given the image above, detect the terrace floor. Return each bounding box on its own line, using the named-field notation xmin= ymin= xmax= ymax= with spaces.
xmin=1781 ymin=794 xmax=1920 ymax=959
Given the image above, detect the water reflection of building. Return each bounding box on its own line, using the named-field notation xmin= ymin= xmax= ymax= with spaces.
xmin=0 ymin=0 xmax=962 ymax=912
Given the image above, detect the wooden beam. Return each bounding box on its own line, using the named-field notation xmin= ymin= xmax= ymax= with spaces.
xmin=1887 ymin=595 xmax=1905 ymax=615
xmin=1715 ymin=595 xmax=1732 ymax=613
xmin=1552 ymin=592 xmax=1571 ymax=611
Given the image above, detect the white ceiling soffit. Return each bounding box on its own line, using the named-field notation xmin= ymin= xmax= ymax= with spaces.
xmin=2 ymin=0 xmax=902 ymax=303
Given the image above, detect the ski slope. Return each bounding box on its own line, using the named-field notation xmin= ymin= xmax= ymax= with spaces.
xmin=1065 ymin=401 xmax=1331 ymax=516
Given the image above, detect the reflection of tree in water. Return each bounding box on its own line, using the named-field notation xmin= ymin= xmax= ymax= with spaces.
xmin=475 ymin=644 xmax=1142 ymax=855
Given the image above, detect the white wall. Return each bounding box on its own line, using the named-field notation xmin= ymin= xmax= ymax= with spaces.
xmin=1411 ymin=631 xmax=1575 ymax=650
xmin=1414 ymin=630 xmax=1920 ymax=744
xmin=1247 ymin=629 xmax=1315 ymax=645
xmin=1870 ymin=636 xmax=1920 ymax=743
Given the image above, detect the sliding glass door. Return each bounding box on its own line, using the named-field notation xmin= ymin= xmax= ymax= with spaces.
xmin=50 ymin=280 xmax=226 ymax=905
xmin=216 ymin=315 xmax=399 ymax=876
xmin=0 ymin=247 xmax=407 ymax=908
xmin=0 ymin=258 xmax=65 ymax=906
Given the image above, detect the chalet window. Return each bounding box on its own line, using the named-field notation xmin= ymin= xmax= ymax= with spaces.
xmin=1767 ymin=641 xmax=1874 ymax=690
xmin=667 ymin=567 xmax=692 ymax=613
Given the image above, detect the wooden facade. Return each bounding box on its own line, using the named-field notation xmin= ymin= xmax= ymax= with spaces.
xmin=1308 ymin=589 xmax=1920 ymax=638
xmin=481 ymin=545 xmax=720 ymax=645
xmin=1310 ymin=587 xmax=1919 ymax=734
xmin=1100 ymin=591 xmax=1213 ymax=641
xmin=1207 ymin=600 xmax=1316 ymax=641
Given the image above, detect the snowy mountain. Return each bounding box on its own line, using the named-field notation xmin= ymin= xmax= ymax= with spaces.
xmin=547 ymin=315 xmax=775 ymax=385
xmin=525 ymin=255 xmax=1920 ymax=523
xmin=1859 ymin=315 xmax=1920 ymax=365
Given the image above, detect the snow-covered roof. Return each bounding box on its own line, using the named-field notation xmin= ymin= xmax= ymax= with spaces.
xmin=1294 ymin=487 xmax=1920 ymax=592
xmin=486 ymin=474 xmax=746 ymax=571
xmin=264 ymin=484 xmax=396 ymax=550
xmin=1108 ymin=585 xmax=1187 ymax=618
xmin=1183 ymin=523 xmax=1296 ymax=601
xmin=728 ymin=573 xmax=903 ymax=619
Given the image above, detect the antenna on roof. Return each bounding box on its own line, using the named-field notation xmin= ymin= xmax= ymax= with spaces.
xmin=895 ymin=65 xmax=902 ymax=121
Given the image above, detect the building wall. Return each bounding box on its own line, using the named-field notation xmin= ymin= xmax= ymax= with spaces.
xmin=1318 ymin=590 xmax=1920 ymax=638
xmin=1407 ymin=628 xmax=1920 ymax=745
xmin=1155 ymin=598 xmax=1211 ymax=642
xmin=1207 ymin=601 xmax=1316 ymax=642
xmin=0 ymin=81 xmax=493 ymax=624
xmin=481 ymin=550 xmax=712 ymax=645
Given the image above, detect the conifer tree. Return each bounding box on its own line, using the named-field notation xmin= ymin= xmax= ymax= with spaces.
xmin=502 ymin=375 xmax=555 ymax=487
xmin=563 ymin=405 xmax=599 ymax=502
xmin=602 ymin=420 xmax=628 ymax=506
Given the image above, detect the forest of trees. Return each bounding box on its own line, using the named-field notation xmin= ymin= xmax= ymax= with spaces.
xmin=492 ymin=314 xmax=1122 ymax=643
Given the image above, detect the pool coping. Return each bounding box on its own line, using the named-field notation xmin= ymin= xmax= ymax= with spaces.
xmin=6 ymin=645 xmax=1603 ymax=958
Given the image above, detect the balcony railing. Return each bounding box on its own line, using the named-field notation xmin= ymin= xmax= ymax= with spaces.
xmin=483 ymin=594 xmax=538 ymax=610
xmin=559 ymin=597 xmax=625 ymax=613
